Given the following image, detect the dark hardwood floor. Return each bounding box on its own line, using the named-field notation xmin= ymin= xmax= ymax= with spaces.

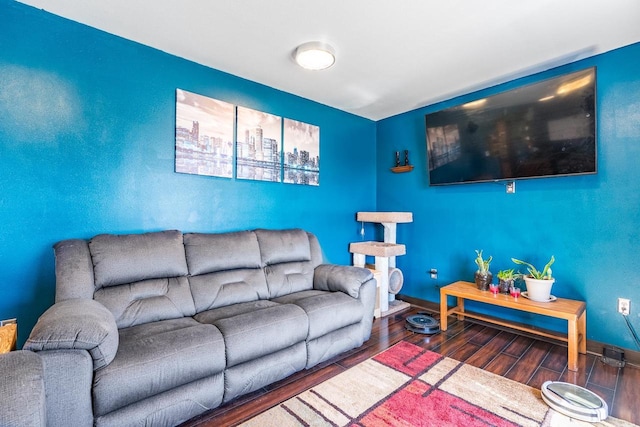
xmin=181 ymin=305 xmax=640 ymax=426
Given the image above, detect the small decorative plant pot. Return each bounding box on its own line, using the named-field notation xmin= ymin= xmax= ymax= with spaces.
xmin=523 ymin=277 xmax=555 ymax=302
xmin=474 ymin=271 xmax=492 ymax=291
xmin=498 ymin=278 xmax=514 ymax=294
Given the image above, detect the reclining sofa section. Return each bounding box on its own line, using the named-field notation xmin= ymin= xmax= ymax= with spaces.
xmin=24 ymin=228 xmax=376 ymax=427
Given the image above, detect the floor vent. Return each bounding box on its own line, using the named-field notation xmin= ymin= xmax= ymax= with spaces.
xmin=602 ymin=346 xmax=626 ymax=368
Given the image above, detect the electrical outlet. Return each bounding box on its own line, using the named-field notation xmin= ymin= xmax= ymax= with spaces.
xmin=506 ymin=181 xmax=516 ymax=194
xmin=618 ymin=298 xmax=630 ymax=316
xmin=429 ymin=268 xmax=438 ymax=279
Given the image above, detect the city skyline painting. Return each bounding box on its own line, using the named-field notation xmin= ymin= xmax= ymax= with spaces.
xmin=236 ymin=106 xmax=282 ymax=182
xmin=175 ymin=89 xmax=234 ymax=178
xmin=283 ymin=118 xmax=320 ymax=186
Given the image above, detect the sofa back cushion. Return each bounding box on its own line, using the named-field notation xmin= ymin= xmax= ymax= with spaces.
xmin=255 ymin=229 xmax=323 ymax=298
xmin=90 ymin=230 xmax=188 ymax=288
xmin=94 ymin=277 xmax=196 ymax=328
xmin=184 ymin=231 xmax=269 ymax=312
xmin=53 ymin=239 xmax=96 ymax=301
xmin=89 ymin=231 xmax=196 ymax=328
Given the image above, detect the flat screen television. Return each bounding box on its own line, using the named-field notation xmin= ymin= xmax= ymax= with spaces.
xmin=425 ymin=67 xmax=596 ymax=185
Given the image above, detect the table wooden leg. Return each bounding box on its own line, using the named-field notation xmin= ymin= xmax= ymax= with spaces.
xmin=567 ymin=317 xmax=578 ymax=371
xmin=457 ymin=297 xmax=465 ymax=321
xmin=578 ymin=309 xmax=587 ymax=354
xmin=440 ymin=290 xmax=448 ymax=331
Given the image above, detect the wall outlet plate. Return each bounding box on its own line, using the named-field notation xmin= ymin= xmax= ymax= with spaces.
xmin=618 ymin=298 xmax=630 ymax=315
xmin=506 ymin=181 xmax=516 ymax=193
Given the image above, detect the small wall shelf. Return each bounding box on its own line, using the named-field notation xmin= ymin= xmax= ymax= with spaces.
xmin=390 ymin=165 xmax=414 ymax=173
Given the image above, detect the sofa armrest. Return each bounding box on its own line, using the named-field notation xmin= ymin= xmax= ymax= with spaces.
xmin=24 ymin=299 xmax=119 ymax=370
xmin=313 ymin=264 xmax=373 ymax=298
xmin=0 ymin=350 xmax=46 ymax=427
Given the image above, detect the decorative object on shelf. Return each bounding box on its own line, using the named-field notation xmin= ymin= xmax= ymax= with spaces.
xmin=512 ymin=256 xmax=555 ymax=302
xmin=390 ymin=149 xmax=414 ymax=173
xmin=496 ymin=268 xmax=517 ymax=294
xmin=510 ymin=286 xmax=522 ymax=298
xmin=474 ymin=249 xmax=493 ymax=291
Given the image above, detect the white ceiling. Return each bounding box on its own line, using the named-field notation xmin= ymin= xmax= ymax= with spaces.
xmin=16 ymin=0 xmax=640 ymax=120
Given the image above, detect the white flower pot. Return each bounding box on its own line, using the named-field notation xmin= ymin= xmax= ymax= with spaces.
xmin=523 ymin=277 xmax=555 ymax=302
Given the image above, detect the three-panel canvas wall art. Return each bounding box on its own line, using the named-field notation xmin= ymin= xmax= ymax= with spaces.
xmin=175 ymin=89 xmax=319 ymax=186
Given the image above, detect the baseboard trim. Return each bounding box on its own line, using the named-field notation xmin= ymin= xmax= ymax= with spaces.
xmin=397 ymin=294 xmax=640 ymax=368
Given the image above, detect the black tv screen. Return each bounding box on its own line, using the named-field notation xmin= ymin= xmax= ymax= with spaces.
xmin=426 ymin=67 xmax=596 ymax=185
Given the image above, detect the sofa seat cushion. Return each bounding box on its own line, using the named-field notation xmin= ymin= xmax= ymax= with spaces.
xmin=273 ymin=290 xmax=365 ymax=341
xmin=203 ymin=304 xmax=308 ymax=368
xmin=193 ymin=300 xmax=280 ymax=324
xmin=270 ymin=290 xmax=326 ymax=304
xmin=224 ymin=342 xmax=307 ymax=403
xmin=92 ymin=318 xmax=225 ymax=417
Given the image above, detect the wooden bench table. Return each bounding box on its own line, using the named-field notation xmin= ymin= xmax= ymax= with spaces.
xmin=440 ymin=281 xmax=586 ymax=371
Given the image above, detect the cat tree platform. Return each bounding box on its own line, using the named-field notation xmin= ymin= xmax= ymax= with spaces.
xmin=349 ymin=242 xmax=406 ymax=258
xmin=356 ymin=212 xmax=413 ymax=224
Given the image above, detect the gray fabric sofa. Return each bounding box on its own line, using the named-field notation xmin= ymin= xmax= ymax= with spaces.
xmin=23 ymin=228 xmax=376 ymax=427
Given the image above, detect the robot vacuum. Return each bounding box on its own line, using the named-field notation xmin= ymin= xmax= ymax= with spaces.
xmin=405 ymin=312 xmax=440 ymax=335
xmin=541 ymin=381 xmax=608 ymax=422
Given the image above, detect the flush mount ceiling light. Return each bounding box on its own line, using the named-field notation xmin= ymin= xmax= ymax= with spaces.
xmin=294 ymin=41 xmax=335 ymax=71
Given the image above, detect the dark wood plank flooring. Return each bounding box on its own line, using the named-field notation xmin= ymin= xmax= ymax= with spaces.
xmin=181 ymin=305 xmax=639 ymax=426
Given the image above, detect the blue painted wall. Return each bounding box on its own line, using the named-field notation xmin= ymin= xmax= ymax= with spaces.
xmin=377 ymin=42 xmax=640 ymax=350
xmin=0 ymin=1 xmax=376 ymax=345
xmin=2 ymin=0 xmax=639 ymax=352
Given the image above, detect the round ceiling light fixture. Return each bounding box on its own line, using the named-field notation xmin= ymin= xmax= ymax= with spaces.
xmin=294 ymin=41 xmax=335 ymax=71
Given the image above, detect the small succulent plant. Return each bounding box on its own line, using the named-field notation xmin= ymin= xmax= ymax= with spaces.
xmin=496 ymin=269 xmax=518 ymax=280
xmin=511 ymin=256 xmax=555 ymax=280
xmin=474 ymin=250 xmax=492 ymax=273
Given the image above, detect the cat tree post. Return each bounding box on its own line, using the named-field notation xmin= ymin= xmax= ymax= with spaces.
xmin=349 ymin=212 xmax=413 ymax=317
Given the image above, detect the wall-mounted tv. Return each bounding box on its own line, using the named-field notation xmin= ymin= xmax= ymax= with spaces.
xmin=426 ymin=67 xmax=596 ymax=186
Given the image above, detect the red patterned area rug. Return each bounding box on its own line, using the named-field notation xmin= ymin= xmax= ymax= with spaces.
xmin=241 ymin=341 xmax=636 ymax=427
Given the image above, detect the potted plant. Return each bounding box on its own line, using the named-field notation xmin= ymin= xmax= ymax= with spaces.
xmin=511 ymin=256 xmax=555 ymax=302
xmin=474 ymin=250 xmax=493 ymax=291
xmin=496 ymin=268 xmax=518 ymax=294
